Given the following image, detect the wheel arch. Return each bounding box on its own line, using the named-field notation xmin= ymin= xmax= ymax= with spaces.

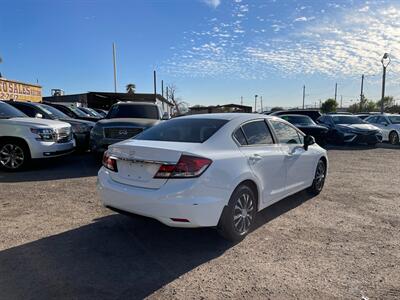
xmin=0 ymin=136 xmax=32 ymax=158
xmin=235 ymin=179 xmax=260 ymax=211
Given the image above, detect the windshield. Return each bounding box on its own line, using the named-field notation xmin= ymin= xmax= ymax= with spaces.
xmin=108 ymin=104 xmax=160 ymax=119
xmin=388 ymin=115 xmax=400 ymax=124
xmin=0 ymin=102 xmax=27 ymax=118
xmin=80 ymin=107 xmax=101 ymax=117
xmin=38 ymin=104 xmax=70 ymax=119
xmin=67 ymin=106 xmax=89 ymax=117
xmin=332 ymin=116 xmax=365 ymax=125
xmin=280 ymin=115 xmax=315 ymax=126
xmin=135 ymin=118 xmax=228 ymax=143
xmin=85 ymin=108 xmax=102 ymax=117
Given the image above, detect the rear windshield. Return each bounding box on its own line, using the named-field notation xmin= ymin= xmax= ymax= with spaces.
xmin=107 ymin=104 xmax=159 ymax=119
xmin=135 ymin=118 xmax=228 ymax=143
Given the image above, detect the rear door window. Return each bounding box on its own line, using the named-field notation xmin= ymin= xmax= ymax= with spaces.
xmin=241 ymin=120 xmax=274 ymax=145
xmin=233 ymin=128 xmax=247 ymax=145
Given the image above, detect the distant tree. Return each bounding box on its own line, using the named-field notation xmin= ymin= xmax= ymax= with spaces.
xmin=364 ymin=100 xmax=377 ymax=112
xmin=321 ymin=98 xmax=338 ymax=113
xmin=166 ymin=83 xmax=183 ymax=115
xmin=376 ymin=96 xmax=395 ymax=112
xmin=126 ymin=83 xmax=136 ymax=94
xmin=347 ymin=103 xmax=360 ymax=113
xmin=270 ymin=106 xmax=284 ymax=112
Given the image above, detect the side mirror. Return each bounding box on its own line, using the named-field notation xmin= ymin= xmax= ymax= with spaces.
xmin=161 ymin=112 xmax=170 ymax=120
xmin=382 ymin=122 xmax=389 ymax=126
xmin=35 ymin=113 xmax=43 ymax=118
xmin=304 ymin=135 xmax=315 ymax=151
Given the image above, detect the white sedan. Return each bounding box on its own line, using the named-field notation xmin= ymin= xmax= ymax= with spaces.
xmin=97 ymin=113 xmax=328 ymax=241
xmin=365 ymin=114 xmax=400 ymax=145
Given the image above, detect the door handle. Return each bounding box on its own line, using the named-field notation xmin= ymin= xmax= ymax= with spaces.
xmin=249 ymin=154 xmax=262 ymax=163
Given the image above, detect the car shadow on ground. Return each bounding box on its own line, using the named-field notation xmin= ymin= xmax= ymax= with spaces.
xmin=0 ymin=190 xmax=314 ymax=300
xmin=0 ymin=152 xmax=101 ymax=183
xmin=325 ymin=142 xmax=399 ymax=151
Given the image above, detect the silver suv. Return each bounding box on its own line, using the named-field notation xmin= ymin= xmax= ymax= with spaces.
xmin=0 ymin=101 xmax=75 ymax=171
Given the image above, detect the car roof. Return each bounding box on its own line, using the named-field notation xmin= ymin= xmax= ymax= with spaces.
xmin=114 ymin=101 xmax=158 ymax=106
xmin=279 ymin=114 xmax=312 ymax=118
xmin=176 ymin=113 xmax=280 ymax=122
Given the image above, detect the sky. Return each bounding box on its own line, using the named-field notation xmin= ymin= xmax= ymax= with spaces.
xmin=1 ymin=0 xmax=400 ymax=110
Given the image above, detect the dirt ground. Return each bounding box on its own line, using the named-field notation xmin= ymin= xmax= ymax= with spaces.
xmin=0 ymin=145 xmax=399 ymax=300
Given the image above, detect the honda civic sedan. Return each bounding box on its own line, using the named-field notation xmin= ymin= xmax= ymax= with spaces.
xmin=97 ymin=114 xmax=328 ymax=241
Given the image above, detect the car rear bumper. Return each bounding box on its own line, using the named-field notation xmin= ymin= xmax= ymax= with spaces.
xmin=97 ymin=167 xmax=227 ymax=228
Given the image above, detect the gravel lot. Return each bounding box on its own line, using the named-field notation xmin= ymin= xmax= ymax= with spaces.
xmin=0 ymin=145 xmax=399 ymax=300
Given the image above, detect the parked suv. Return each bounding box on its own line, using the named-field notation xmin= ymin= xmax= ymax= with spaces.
xmin=0 ymin=101 xmax=75 ymax=171
xmin=7 ymin=101 xmax=94 ymax=150
xmin=90 ymin=102 xmax=166 ymax=155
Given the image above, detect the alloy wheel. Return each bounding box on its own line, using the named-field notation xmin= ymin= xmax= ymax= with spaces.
xmin=0 ymin=144 xmax=25 ymax=170
xmin=233 ymin=192 xmax=254 ymax=234
xmin=314 ymin=160 xmax=326 ymax=192
xmin=389 ymin=132 xmax=399 ymax=145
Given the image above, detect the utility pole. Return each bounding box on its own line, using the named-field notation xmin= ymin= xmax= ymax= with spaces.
xmin=302 ymin=85 xmax=305 ymax=109
xmin=112 ymin=43 xmax=117 ymax=93
xmin=334 ymin=83 xmax=337 ymax=102
xmin=153 ymin=70 xmax=157 ymax=96
xmin=340 ymin=95 xmax=343 ymax=109
xmin=260 ymin=96 xmax=263 ymax=112
xmin=380 ymin=53 xmax=391 ymax=114
xmin=254 ymin=95 xmax=258 ymax=113
xmin=240 ymin=96 xmax=243 ymax=106
xmin=360 ymin=74 xmax=364 ymax=110
xmin=161 ymin=80 xmax=164 ymax=97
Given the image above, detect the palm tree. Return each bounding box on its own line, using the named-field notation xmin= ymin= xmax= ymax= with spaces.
xmin=126 ymin=83 xmax=136 ymax=94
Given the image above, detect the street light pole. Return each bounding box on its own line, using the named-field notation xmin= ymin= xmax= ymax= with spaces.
xmin=254 ymin=95 xmax=258 ymax=113
xmin=381 ymin=53 xmax=391 ymax=114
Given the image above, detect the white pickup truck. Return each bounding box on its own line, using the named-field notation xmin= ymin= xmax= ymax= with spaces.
xmin=0 ymin=101 xmax=75 ymax=171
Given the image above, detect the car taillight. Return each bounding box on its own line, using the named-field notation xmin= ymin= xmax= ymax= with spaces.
xmin=154 ymin=155 xmax=212 ymax=178
xmin=102 ymin=152 xmax=118 ymax=172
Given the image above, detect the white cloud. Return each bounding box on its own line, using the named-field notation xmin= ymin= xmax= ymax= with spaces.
xmin=163 ymin=1 xmax=400 ymax=81
xmin=201 ymin=0 xmax=221 ymax=8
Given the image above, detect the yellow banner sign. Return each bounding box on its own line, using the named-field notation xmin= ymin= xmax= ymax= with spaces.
xmin=0 ymin=78 xmax=42 ymax=102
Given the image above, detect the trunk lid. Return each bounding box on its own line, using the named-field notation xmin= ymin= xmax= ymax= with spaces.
xmin=107 ymin=140 xmax=199 ymax=189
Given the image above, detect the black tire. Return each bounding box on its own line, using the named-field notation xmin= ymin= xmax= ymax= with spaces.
xmin=389 ymin=131 xmax=399 ymax=145
xmin=0 ymin=140 xmax=31 ymax=171
xmin=217 ymin=184 xmax=257 ymax=242
xmin=307 ymin=159 xmax=326 ymax=195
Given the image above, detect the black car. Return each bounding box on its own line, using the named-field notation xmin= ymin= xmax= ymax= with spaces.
xmin=270 ymin=109 xmax=322 ymax=121
xmin=7 ymin=101 xmax=95 ymax=150
xmin=44 ymin=102 xmax=101 ymax=122
xmin=90 ymin=102 xmax=167 ymax=155
xmin=279 ymin=114 xmax=328 ymax=145
xmin=316 ymin=114 xmax=383 ymax=145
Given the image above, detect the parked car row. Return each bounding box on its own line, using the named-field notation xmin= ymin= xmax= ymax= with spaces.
xmin=272 ymin=109 xmax=400 ymax=146
xmin=0 ymin=100 xmax=168 ymax=171
xmin=0 ymin=101 xmax=75 ymax=170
